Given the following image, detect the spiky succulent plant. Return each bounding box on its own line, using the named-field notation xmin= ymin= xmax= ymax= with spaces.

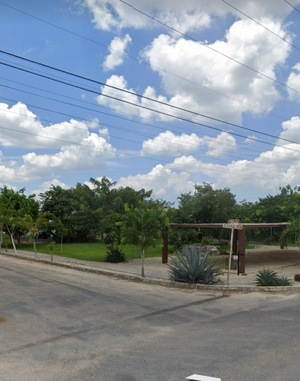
xmin=167 ymin=244 xmax=223 ymax=284
xmin=255 ymin=269 xmax=292 ymax=286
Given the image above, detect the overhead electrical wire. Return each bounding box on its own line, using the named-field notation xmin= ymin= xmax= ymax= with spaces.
xmin=119 ymin=0 xmax=300 ymax=98
xmin=0 ymin=78 xmax=297 ymax=166
xmin=284 ymin=0 xmax=300 ymax=14
xmin=3 ymin=59 xmax=300 ymax=155
xmin=4 ymin=49 xmax=296 ymax=132
xmin=2 ymin=74 xmax=297 ymax=154
xmin=222 ymin=0 xmax=300 ymax=52
xmin=0 ymin=121 xmax=287 ymax=185
xmin=2 ymin=95 xmax=292 ymax=173
xmin=1 ymin=52 xmax=300 ymax=150
xmin=0 ymin=3 xmax=298 ymax=196
xmin=0 ymin=82 xmax=279 ymax=165
xmin=1 ymin=2 xmax=299 ymax=141
xmin=3 ymin=72 xmax=300 ymax=159
xmin=0 ymin=0 xmax=292 ymax=121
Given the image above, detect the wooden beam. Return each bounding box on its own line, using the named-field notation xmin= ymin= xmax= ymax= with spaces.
xmin=238 ymin=229 xmax=246 ymax=274
xmin=162 ymin=227 xmax=168 ymax=264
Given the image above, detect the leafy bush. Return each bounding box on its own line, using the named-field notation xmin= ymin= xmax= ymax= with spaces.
xmin=169 ymin=228 xmax=198 ymax=250
xmin=255 ymin=269 xmax=292 ymax=286
xmin=275 ymin=276 xmax=292 ymax=286
xmin=105 ymin=247 xmax=126 ymax=263
xmin=167 ymin=244 xmax=223 ymax=284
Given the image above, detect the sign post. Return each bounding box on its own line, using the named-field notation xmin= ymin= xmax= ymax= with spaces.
xmin=223 ymin=220 xmax=243 ymax=286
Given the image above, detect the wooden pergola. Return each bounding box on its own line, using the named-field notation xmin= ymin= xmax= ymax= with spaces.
xmin=162 ymin=222 xmax=289 ymax=274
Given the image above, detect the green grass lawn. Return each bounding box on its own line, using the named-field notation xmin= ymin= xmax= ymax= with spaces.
xmin=2 ymin=240 xmax=172 ymax=262
xmin=1 ymin=239 xmax=259 ymax=262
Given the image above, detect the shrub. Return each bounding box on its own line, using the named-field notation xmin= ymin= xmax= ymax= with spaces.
xmin=167 ymin=244 xmax=223 ymax=284
xmin=255 ymin=269 xmax=292 ymax=286
xmin=169 ymin=228 xmax=198 ymax=250
xmin=275 ymin=276 xmax=292 ymax=286
xmin=105 ymin=247 xmax=126 ymax=263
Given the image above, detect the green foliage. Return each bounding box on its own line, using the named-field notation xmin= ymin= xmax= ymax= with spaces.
xmin=122 ymin=201 xmax=169 ymax=250
xmin=177 ymin=183 xmax=237 ymax=224
xmin=105 ymin=247 xmax=126 ymax=263
xmin=122 ymin=201 xmax=169 ymax=276
xmin=167 ymin=244 xmax=223 ymax=284
xmin=280 ymin=219 xmax=300 ymax=248
xmin=255 ymin=269 xmax=292 ymax=286
xmin=168 ymin=228 xmax=198 ymax=250
xmin=0 ymin=186 xmax=40 ymax=253
xmin=47 ymin=240 xmax=55 ymax=253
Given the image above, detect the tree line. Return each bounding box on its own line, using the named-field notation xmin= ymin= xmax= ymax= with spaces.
xmin=1 ymin=180 xmax=300 ymax=255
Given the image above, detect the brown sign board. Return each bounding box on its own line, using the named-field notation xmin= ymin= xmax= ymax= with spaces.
xmin=223 ymin=223 xmax=243 ymax=230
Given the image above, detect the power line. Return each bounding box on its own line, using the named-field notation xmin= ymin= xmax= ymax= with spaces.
xmin=3 ymin=59 xmax=300 ymax=154
xmin=0 ymin=82 xmax=279 ymax=165
xmin=2 ymin=71 xmax=299 ymax=147
xmin=2 ymin=53 xmax=300 ymax=149
xmin=119 ymin=0 xmax=300 ymax=97
xmin=222 ymin=0 xmax=300 ymax=52
xmin=0 ymin=122 xmax=290 ymax=184
xmin=0 ymin=0 xmax=287 ymax=120
xmin=4 ymin=48 xmax=291 ymax=133
xmin=284 ymin=0 xmax=300 ymax=14
xmin=1 ymin=99 xmax=288 ymax=171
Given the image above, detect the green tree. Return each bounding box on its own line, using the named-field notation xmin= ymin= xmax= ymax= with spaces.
xmin=0 ymin=186 xmax=39 ymax=254
xmin=89 ymin=177 xmax=153 ymax=251
xmin=40 ymin=185 xmax=92 ymax=243
xmin=122 ymin=202 xmax=169 ymax=277
xmin=23 ymin=214 xmax=49 ymax=257
xmin=280 ymin=219 xmax=300 ymax=248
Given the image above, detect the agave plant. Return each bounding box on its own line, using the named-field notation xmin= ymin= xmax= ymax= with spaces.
xmin=167 ymin=244 xmax=223 ymax=284
xmin=255 ymin=269 xmax=292 ymax=286
xmin=105 ymin=247 xmax=126 ymax=263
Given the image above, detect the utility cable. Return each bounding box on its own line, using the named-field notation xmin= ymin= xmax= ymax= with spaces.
xmin=1 ymin=100 xmax=285 ymax=170
xmin=0 ymin=122 xmax=289 ymax=184
xmin=119 ymin=0 xmax=300 ymax=97
xmin=0 ymin=83 xmax=277 ymax=164
xmin=222 ymin=0 xmax=299 ymax=52
xmin=0 ymin=0 xmax=287 ymax=120
xmin=2 ymin=49 xmax=300 ymax=145
xmin=1 ymin=56 xmax=300 ymax=149
xmin=284 ymin=0 xmax=300 ymax=14
xmin=2 ymin=60 xmax=300 ymax=154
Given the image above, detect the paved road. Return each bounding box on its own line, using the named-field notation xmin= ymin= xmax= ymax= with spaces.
xmin=1 ymin=255 xmax=300 ymax=381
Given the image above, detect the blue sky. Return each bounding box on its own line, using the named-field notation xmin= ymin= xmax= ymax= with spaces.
xmin=1 ymin=0 xmax=300 ymax=205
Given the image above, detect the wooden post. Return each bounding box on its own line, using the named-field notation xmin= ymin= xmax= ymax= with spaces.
xmin=162 ymin=227 xmax=168 ymax=264
xmin=227 ymin=228 xmax=234 ymax=286
xmin=238 ymin=229 xmax=246 ymax=274
xmin=280 ymin=225 xmax=286 ymax=249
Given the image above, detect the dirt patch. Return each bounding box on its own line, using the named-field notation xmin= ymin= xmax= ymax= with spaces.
xmin=0 ymin=316 xmax=6 ymax=323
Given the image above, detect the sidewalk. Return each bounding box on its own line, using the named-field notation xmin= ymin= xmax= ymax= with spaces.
xmin=1 ymin=246 xmax=300 ymax=292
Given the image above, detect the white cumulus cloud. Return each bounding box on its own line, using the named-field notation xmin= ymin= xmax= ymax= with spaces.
xmin=103 ymin=34 xmax=132 ymax=71
xmin=117 ymin=164 xmax=194 ymax=197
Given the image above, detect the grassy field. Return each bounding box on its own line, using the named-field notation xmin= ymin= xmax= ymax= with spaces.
xmin=1 ymin=240 xmax=172 ymax=262
xmin=1 ymin=239 xmax=257 ymax=262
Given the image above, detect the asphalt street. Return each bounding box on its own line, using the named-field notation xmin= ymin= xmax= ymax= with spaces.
xmin=1 ymin=255 xmax=300 ymax=381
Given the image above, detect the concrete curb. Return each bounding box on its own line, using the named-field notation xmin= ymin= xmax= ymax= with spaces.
xmin=2 ymin=251 xmax=300 ymax=294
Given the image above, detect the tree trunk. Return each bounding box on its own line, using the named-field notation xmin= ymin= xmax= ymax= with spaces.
xmin=141 ymin=248 xmax=145 ymax=277
xmin=51 ymin=248 xmax=53 ymax=262
xmin=61 ymin=236 xmax=63 ymax=254
xmin=33 ymin=238 xmax=37 ymax=258
xmin=0 ymin=228 xmax=2 ymax=250
xmin=10 ymin=233 xmax=17 ymax=255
